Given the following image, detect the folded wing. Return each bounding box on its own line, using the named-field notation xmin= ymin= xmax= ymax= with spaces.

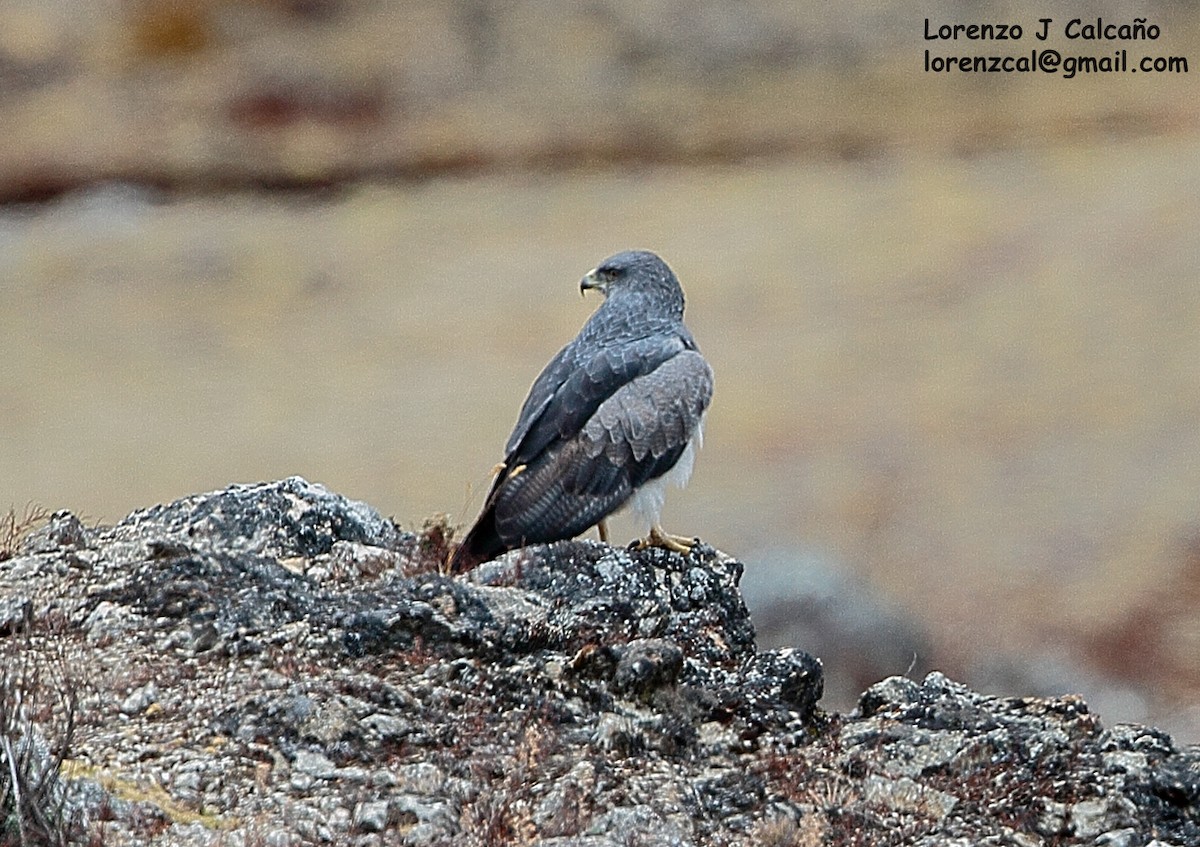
xmin=490 ymin=348 xmax=713 ymax=546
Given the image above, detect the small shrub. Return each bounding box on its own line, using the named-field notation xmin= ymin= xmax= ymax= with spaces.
xmin=0 ymin=624 xmax=81 ymax=846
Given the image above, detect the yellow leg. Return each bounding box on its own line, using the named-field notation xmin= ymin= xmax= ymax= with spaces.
xmin=638 ymin=524 xmax=698 ymax=554
xmin=597 ymin=519 xmax=609 ymax=543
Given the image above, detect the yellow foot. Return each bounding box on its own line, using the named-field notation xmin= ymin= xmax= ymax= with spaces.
xmin=637 ymin=525 xmax=699 ymax=555
xmin=597 ymin=519 xmax=609 ymax=543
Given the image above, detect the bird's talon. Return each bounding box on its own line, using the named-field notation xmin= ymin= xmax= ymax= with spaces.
xmin=638 ymin=525 xmax=699 ymax=555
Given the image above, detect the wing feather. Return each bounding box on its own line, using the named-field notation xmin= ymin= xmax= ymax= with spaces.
xmin=504 ymin=332 xmax=688 ymax=468
xmin=488 ymin=349 xmax=712 ymax=545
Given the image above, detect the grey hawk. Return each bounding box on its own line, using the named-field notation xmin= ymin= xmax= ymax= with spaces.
xmin=449 ymin=250 xmax=713 ymax=574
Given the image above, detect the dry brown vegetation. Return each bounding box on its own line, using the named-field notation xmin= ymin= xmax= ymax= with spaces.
xmin=0 ymin=507 xmax=49 ymax=564
xmin=0 ymin=619 xmax=82 ymax=847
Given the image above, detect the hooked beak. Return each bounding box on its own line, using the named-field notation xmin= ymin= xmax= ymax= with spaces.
xmin=580 ymin=268 xmax=607 ymax=297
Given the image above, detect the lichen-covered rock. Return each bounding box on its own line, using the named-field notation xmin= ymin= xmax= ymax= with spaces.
xmin=1 ymin=478 xmax=1197 ymax=846
xmin=840 ymin=674 xmax=1200 ymax=845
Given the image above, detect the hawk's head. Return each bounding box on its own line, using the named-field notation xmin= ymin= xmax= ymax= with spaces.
xmin=580 ymin=250 xmax=684 ymax=318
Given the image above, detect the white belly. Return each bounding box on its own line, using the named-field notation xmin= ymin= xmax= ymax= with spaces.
xmin=625 ymin=417 xmax=703 ymax=530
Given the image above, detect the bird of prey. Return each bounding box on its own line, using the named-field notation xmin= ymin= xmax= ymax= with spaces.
xmin=448 ymin=250 xmax=713 ymax=574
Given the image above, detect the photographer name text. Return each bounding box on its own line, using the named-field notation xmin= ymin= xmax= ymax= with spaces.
xmin=922 ymin=16 xmax=1188 ymax=77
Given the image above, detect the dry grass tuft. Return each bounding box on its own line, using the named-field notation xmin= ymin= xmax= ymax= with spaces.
xmin=748 ymin=814 xmax=826 ymax=847
xmin=411 ymin=513 xmax=456 ymax=575
xmin=0 ymin=505 xmax=49 ymax=563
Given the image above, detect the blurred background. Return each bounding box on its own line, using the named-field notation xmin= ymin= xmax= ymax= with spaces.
xmin=1 ymin=1 xmax=1198 ymax=738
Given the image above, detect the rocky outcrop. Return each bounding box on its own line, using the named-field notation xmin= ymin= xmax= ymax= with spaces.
xmin=1 ymin=478 xmax=1197 ymax=845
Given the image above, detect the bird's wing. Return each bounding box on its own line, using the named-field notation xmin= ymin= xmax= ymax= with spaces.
xmin=571 ymin=348 xmax=713 ymax=494
xmin=503 ymin=340 xmax=581 ymax=457
xmin=491 ymin=348 xmax=712 ymax=544
xmin=503 ymin=331 xmax=689 ymax=468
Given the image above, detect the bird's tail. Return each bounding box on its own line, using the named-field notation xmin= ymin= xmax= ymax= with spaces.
xmin=448 ymin=505 xmax=507 ymax=574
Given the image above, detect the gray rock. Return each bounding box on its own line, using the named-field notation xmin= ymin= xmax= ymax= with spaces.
xmin=392 ymin=762 xmax=446 ymax=795
xmin=1070 ymin=796 xmax=1139 ymax=839
xmin=586 ymin=805 xmax=693 ymax=847
xmin=118 ymin=681 xmax=158 ymax=715
xmin=112 ymin=477 xmax=403 ymax=560
xmin=613 ymin=638 xmax=683 ymax=696
xmin=593 ymin=711 xmax=641 ymax=754
xmin=352 ymin=800 xmax=389 ymax=833
xmin=0 ymin=594 xmax=31 ymax=634
xmin=20 ymin=510 xmax=88 ymax=554
xmin=327 ymin=805 xmax=353 ymax=832
xmin=2 ymin=478 xmax=1197 ymax=846
xmin=391 ymin=794 xmax=456 ymax=837
xmin=291 ymin=749 xmax=336 ymax=779
xmin=1095 ymin=828 xmax=1146 ymax=847
xmin=83 ymin=600 xmax=141 ymax=644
